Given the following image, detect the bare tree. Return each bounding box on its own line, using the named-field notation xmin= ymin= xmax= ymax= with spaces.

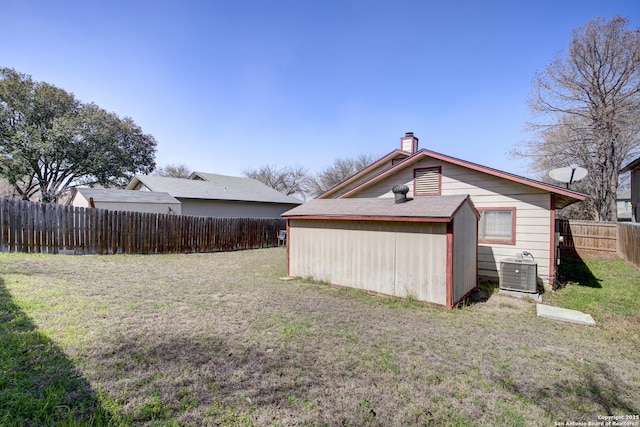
xmin=512 ymin=16 xmax=640 ymax=221
xmin=243 ymin=164 xmax=310 ymax=198
xmin=308 ymin=153 xmax=376 ymax=196
xmin=245 ymin=154 xmax=376 ymax=199
xmin=153 ymin=163 xmax=192 ymax=178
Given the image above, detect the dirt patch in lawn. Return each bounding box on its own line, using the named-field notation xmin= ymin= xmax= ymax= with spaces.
xmin=2 ymin=248 xmax=639 ymax=426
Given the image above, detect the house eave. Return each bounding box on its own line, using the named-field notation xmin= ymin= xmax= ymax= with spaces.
xmin=339 ymin=149 xmax=587 ymax=204
xmin=620 ymin=157 xmax=640 ymax=173
xmin=177 ymin=196 xmax=300 ymax=205
xmin=318 ymin=150 xmax=411 ymax=199
xmin=282 ymin=214 xmax=453 ymax=223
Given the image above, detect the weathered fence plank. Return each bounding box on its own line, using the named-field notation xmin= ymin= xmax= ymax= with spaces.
xmin=617 ymin=222 xmax=640 ymax=269
xmin=1 ymin=199 xmax=8 ymax=251
xmin=0 ymin=198 xmax=285 ymax=255
xmin=10 ymin=200 xmax=19 ymax=252
xmin=557 ymin=219 xmax=618 ymax=253
xmin=557 ymin=219 xmax=640 ymax=270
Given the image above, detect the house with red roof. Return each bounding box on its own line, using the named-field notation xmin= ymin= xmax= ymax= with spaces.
xmin=315 ymin=132 xmax=586 ymax=288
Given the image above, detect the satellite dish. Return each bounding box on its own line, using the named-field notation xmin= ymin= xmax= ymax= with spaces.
xmin=549 ymin=165 xmax=588 ymax=188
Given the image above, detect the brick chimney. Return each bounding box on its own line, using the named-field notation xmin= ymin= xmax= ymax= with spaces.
xmin=400 ymin=131 xmax=419 ymax=153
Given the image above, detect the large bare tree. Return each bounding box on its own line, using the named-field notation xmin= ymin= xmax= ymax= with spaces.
xmin=243 ymin=164 xmax=310 ymax=199
xmin=308 ymin=153 xmax=376 ymax=197
xmin=244 ymin=153 xmax=376 ymax=199
xmin=153 ymin=163 xmax=192 ymax=178
xmin=513 ymin=16 xmax=640 ymax=220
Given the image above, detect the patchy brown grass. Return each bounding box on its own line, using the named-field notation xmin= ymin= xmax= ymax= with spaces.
xmin=2 ymin=248 xmax=639 ymax=426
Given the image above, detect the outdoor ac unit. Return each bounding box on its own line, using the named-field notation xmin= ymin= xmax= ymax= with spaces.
xmin=500 ymin=258 xmax=538 ymax=293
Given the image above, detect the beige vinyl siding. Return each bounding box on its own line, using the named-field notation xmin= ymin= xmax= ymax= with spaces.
xmin=353 ymin=166 xmax=413 ymax=199
xmin=288 ymin=219 xmax=448 ymax=305
xmin=394 ymin=225 xmax=447 ymax=304
xmin=94 ymin=202 xmax=180 ymax=214
xmin=329 ymin=155 xmax=407 ymax=198
xmin=133 ymin=182 xmax=151 ymax=191
xmin=351 ymin=159 xmax=553 ymax=284
xmin=180 ymin=200 xmax=297 ymax=218
xmin=72 ymin=193 xmax=90 ymax=208
xmin=452 ymin=203 xmax=478 ymax=302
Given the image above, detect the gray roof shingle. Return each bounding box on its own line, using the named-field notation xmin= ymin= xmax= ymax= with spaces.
xmin=74 ymin=188 xmax=179 ymax=204
xmin=282 ymin=195 xmax=474 ymax=220
xmin=129 ymin=173 xmax=302 ymax=205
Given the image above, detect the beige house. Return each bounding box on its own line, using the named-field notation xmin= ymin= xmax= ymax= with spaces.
xmin=127 ymin=172 xmax=301 ymax=218
xmin=621 ymin=156 xmax=640 ymax=223
xmin=318 ymin=132 xmax=586 ymax=288
xmin=283 ymin=193 xmax=478 ymax=308
xmin=617 ymin=189 xmax=632 ymax=222
xmin=69 ymin=188 xmax=181 ymax=214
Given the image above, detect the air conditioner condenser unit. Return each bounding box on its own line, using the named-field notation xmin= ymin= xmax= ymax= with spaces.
xmin=500 ymin=258 xmax=538 ymax=293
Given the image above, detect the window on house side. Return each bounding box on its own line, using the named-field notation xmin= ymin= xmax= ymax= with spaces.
xmin=478 ymin=208 xmax=515 ymax=244
xmin=414 ymin=167 xmax=441 ymax=195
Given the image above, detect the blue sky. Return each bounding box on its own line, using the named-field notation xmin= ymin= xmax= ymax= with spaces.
xmin=4 ymin=0 xmax=639 ymax=178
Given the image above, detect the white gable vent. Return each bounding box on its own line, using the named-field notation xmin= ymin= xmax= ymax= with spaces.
xmin=415 ymin=167 xmax=440 ymax=195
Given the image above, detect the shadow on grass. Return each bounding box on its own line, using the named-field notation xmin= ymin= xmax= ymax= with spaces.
xmin=493 ymin=362 xmax=639 ymax=418
xmin=89 ymin=332 xmax=322 ymax=425
xmin=557 ymin=248 xmax=602 ymax=288
xmin=0 ymin=278 xmax=111 ymax=426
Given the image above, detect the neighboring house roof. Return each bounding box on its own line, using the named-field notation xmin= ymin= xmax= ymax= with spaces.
xmin=127 ymin=174 xmax=302 ymax=205
xmin=282 ymin=194 xmax=477 ymax=222
xmin=71 ymin=188 xmax=179 ymax=204
xmin=320 ymin=148 xmax=586 ymax=209
xmin=620 ymin=156 xmax=640 ymax=173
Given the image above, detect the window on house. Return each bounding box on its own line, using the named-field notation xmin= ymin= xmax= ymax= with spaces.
xmin=478 ymin=208 xmax=515 ymax=244
xmin=414 ymin=167 xmax=441 ymax=195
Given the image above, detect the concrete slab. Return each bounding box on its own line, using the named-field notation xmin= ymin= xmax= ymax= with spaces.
xmin=498 ymin=289 xmax=542 ymax=303
xmin=536 ymin=303 xmax=596 ymax=326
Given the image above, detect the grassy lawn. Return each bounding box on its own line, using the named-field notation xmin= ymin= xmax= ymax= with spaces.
xmin=0 ymin=248 xmax=638 ymax=426
xmin=549 ymin=250 xmax=640 ymax=319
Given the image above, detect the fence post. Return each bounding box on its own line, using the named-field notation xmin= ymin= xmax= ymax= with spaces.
xmin=0 ymin=199 xmax=7 ymax=252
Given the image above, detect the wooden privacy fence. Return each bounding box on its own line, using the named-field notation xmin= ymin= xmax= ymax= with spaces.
xmin=557 ymin=219 xmax=640 ymax=268
xmin=0 ymin=198 xmax=286 ymax=255
xmin=617 ymin=222 xmax=640 ymax=269
xmin=556 ymin=219 xmax=618 ymax=253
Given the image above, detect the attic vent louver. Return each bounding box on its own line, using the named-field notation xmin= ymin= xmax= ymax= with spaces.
xmin=415 ymin=168 xmax=440 ymax=194
xmin=392 ymin=185 xmax=411 ymax=204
